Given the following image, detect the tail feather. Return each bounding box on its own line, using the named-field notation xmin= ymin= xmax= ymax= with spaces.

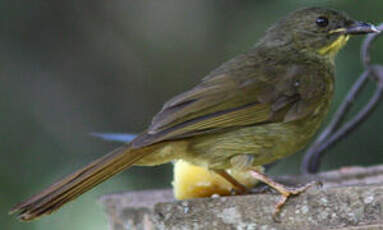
xmin=10 ymin=144 xmax=155 ymax=221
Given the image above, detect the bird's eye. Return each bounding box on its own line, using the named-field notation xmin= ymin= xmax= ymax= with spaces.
xmin=316 ymin=16 xmax=329 ymax=27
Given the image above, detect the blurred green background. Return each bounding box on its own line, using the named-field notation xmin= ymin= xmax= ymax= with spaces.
xmin=2 ymin=0 xmax=383 ymax=229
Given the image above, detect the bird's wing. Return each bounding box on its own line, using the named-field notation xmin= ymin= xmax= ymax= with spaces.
xmin=131 ymin=53 xmax=327 ymax=148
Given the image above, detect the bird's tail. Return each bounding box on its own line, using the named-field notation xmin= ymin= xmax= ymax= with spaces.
xmin=9 ymin=144 xmax=155 ymax=221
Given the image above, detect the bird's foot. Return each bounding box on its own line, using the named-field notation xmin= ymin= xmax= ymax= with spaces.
xmin=250 ymin=169 xmax=321 ymax=222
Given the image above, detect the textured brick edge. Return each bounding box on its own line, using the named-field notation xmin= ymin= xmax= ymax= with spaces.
xmin=100 ymin=165 xmax=383 ymax=230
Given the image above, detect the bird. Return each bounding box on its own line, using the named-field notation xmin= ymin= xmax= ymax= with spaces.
xmin=10 ymin=7 xmax=379 ymax=221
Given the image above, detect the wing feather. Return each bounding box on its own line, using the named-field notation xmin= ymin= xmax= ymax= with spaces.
xmin=131 ymin=52 xmax=327 ymax=148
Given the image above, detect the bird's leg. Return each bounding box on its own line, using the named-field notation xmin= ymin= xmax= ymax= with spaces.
xmin=213 ymin=169 xmax=249 ymax=194
xmin=250 ymin=169 xmax=319 ymax=221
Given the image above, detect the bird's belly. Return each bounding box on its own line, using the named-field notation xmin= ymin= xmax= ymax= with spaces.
xmin=185 ymin=115 xmax=326 ymax=169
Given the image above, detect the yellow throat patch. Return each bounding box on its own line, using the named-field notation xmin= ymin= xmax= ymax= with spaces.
xmin=318 ymin=35 xmax=350 ymax=56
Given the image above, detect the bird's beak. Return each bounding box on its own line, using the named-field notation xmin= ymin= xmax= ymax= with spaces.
xmin=330 ymin=22 xmax=380 ymax=35
xmin=345 ymin=21 xmax=380 ymax=34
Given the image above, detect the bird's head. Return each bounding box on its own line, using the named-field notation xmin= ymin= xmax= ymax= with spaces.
xmin=260 ymin=7 xmax=379 ymax=59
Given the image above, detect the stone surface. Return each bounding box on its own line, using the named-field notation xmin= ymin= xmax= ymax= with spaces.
xmin=101 ymin=184 xmax=383 ymax=230
xmin=100 ymin=189 xmax=174 ymax=230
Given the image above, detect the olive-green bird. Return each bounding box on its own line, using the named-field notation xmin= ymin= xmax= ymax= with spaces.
xmin=10 ymin=7 xmax=378 ymax=221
